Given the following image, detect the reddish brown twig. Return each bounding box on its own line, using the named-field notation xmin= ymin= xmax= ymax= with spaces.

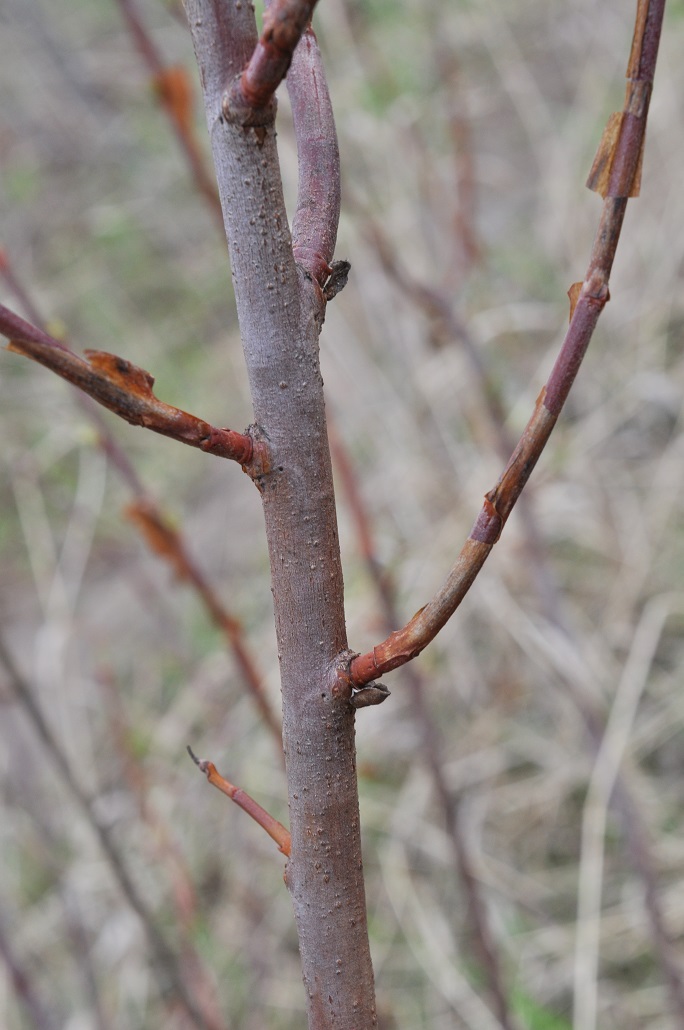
xmin=231 ymin=0 xmax=320 ymax=113
xmin=329 ymin=421 xmax=516 ymax=1029
xmin=288 ymin=26 xmax=341 ymax=287
xmin=348 ymin=0 xmax=665 ymax=688
xmin=350 ymin=181 xmax=684 ymax=1029
xmin=358 ymin=213 xmax=566 ymax=628
xmin=0 ymin=254 xmax=282 ymax=750
xmin=0 ymin=303 xmax=256 ymax=465
xmin=187 ymin=746 xmax=291 ymax=857
xmin=113 ymin=0 xmax=223 ymax=223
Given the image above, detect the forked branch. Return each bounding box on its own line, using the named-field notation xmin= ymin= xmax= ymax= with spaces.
xmin=0 ymin=304 xmax=258 ymax=467
xmin=348 ymin=0 xmax=666 ymax=688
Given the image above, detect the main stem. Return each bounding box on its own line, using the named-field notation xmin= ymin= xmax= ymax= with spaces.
xmin=184 ymin=3 xmax=377 ymax=1027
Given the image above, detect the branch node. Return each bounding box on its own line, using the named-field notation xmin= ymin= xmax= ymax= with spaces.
xmin=221 ymin=77 xmax=277 ymax=128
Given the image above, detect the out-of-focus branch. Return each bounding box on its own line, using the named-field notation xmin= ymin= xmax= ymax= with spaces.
xmin=102 ymin=680 xmax=227 ymax=1029
xmin=0 ymin=303 xmax=257 ymax=466
xmin=230 ymin=0 xmax=320 ymax=113
xmin=348 ymin=0 xmax=665 ymax=688
xmin=0 ymin=907 xmax=55 ymax=1030
xmin=127 ymin=500 xmax=283 ymax=747
xmin=0 ymin=632 xmax=219 ymax=1030
xmin=187 ymin=746 xmax=291 ymax=856
xmin=113 ymin=0 xmax=223 ymax=223
xmin=288 ymin=27 xmax=342 ymax=287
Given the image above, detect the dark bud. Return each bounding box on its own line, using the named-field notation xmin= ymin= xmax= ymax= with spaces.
xmin=350 ymin=682 xmax=390 ymax=709
xmin=323 ymin=260 xmax=351 ymax=302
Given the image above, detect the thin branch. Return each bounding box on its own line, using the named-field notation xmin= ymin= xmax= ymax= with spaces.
xmin=101 ymin=679 xmax=228 ymax=1030
xmin=233 ymin=0 xmax=321 ymax=112
xmin=0 ymin=631 xmax=217 ymax=1030
xmin=0 ymin=907 xmax=55 ymax=1030
xmin=113 ymin=0 xmax=223 ymax=222
xmin=187 ymin=746 xmax=291 ymax=856
xmin=349 ymin=214 xmax=684 ymax=1021
xmin=358 ymin=213 xmax=566 ymax=627
xmin=0 ymin=254 xmax=281 ymax=751
xmin=0 ymin=303 xmax=256 ymax=465
xmin=330 ymin=421 xmax=517 ymax=1030
xmin=288 ymin=26 xmax=341 ymax=286
xmin=348 ymin=0 xmax=665 ymax=688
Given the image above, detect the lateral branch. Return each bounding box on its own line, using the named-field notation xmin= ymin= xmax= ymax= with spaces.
xmin=348 ymin=0 xmax=665 ymax=688
xmin=187 ymin=746 xmax=291 ymax=856
xmin=0 ymin=303 xmax=255 ymax=466
xmin=235 ymin=0 xmax=320 ymax=112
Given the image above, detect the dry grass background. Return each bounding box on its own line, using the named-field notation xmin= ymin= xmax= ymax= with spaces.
xmin=2 ymin=0 xmax=684 ymax=1027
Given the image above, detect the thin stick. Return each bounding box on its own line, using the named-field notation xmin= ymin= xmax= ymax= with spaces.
xmin=0 ymin=632 xmax=217 ymax=1030
xmin=358 ymin=214 xmax=565 ymax=626
xmin=0 ymin=303 xmax=256 ymax=465
xmin=187 ymin=746 xmax=291 ymax=856
xmin=235 ymin=0 xmax=320 ymax=112
xmin=330 ymin=421 xmax=516 ymax=1030
xmin=0 ymin=254 xmax=282 ymax=751
xmin=348 ymin=0 xmax=666 ymax=688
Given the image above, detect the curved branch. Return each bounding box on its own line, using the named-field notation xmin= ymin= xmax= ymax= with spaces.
xmin=349 ymin=0 xmax=666 ymax=688
xmin=288 ymin=27 xmax=341 ymax=286
xmin=0 ymin=304 xmax=256 ymax=466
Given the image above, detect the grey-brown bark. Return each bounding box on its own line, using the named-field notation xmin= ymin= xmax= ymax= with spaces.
xmin=183 ymin=1 xmax=377 ymax=1026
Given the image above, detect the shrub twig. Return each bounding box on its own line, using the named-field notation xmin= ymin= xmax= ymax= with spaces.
xmin=348 ymin=0 xmax=666 ymax=688
xmin=187 ymin=746 xmax=291 ymax=856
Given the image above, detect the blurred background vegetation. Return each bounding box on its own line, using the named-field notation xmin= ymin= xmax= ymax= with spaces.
xmin=1 ymin=0 xmax=684 ymax=1027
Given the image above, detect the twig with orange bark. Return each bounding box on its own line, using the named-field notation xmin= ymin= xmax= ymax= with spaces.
xmin=329 ymin=422 xmax=515 ymax=1030
xmin=0 ymin=253 xmax=282 ymax=751
xmin=0 ymin=303 xmax=258 ymax=466
xmin=347 ymin=0 xmax=665 ymax=689
xmin=101 ymin=677 xmax=227 ymax=1028
xmin=187 ymin=746 xmax=291 ymax=857
xmin=226 ymin=0 xmax=321 ymax=114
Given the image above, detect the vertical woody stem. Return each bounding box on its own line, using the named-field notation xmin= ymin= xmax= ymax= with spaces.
xmin=183 ymin=2 xmax=377 ymax=1026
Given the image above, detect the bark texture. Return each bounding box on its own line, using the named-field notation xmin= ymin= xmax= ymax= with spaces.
xmin=184 ymin=2 xmax=377 ymax=1025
